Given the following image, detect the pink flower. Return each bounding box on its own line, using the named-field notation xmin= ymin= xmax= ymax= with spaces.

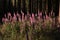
xmin=32 ymin=13 xmax=34 ymax=18
xmin=8 ymin=12 xmax=11 ymax=20
xmin=35 ymin=14 xmax=37 ymax=17
xmin=16 ymin=12 xmax=20 ymax=17
xmin=25 ymin=15 xmax=27 ymax=20
xmin=9 ymin=16 xmax=12 ymax=22
xmin=21 ymin=11 xmax=24 ymax=17
xmin=37 ymin=12 xmax=42 ymax=20
xmin=33 ymin=18 xmax=35 ymax=23
xmin=16 ymin=12 xmax=21 ymax=22
xmin=46 ymin=14 xmax=49 ymax=19
xmin=38 ymin=12 xmax=42 ymax=17
xmin=22 ymin=13 xmax=24 ymax=16
xmin=12 ymin=13 xmax=17 ymax=22
xmin=18 ymin=17 xmax=21 ymax=22
xmin=8 ymin=12 xmax=11 ymax=16
xmin=39 ymin=12 xmax=42 ymax=16
xmin=2 ymin=17 xmax=5 ymax=22
xmin=21 ymin=10 xmax=24 ymax=15
xmin=12 ymin=17 xmax=17 ymax=21
xmin=14 ymin=13 xmax=16 ymax=17
xmin=22 ymin=12 xmax=24 ymax=22
xmin=38 ymin=12 xmax=42 ymax=19
xmin=32 ymin=13 xmax=36 ymax=23
xmin=30 ymin=17 xmax=33 ymax=24
xmin=38 ymin=16 xmax=40 ymax=20
xmin=2 ymin=18 xmax=9 ymax=23
xmin=5 ymin=18 xmax=9 ymax=22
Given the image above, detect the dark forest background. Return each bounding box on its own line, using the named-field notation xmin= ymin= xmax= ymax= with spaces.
xmin=0 ymin=0 xmax=59 ymax=24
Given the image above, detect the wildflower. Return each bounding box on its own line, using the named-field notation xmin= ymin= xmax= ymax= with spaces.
xmin=38 ymin=12 xmax=42 ymax=19
xmin=30 ymin=16 xmax=33 ymax=24
xmin=4 ymin=18 xmax=9 ymax=23
xmin=35 ymin=13 xmax=37 ymax=17
xmin=10 ymin=16 xmax=12 ymax=22
xmin=39 ymin=12 xmax=42 ymax=17
xmin=38 ymin=16 xmax=40 ymax=21
xmin=38 ymin=12 xmax=42 ymax=20
xmin=12 ymin=13 xmax=17 ymax=22
xmin=46 ymin=14 xmax=49 ymax=19
xmin=18 ymin=17 xmax=21 ymax=22
xmin=2 ymin=17 xmax=5 ymax=23
xmin=32 ymin=13 xmax=34 ymax=18
xmin=16 ymin=12 xmax=21 ymax=22
xmin=51 ymin=10 xmax=53 ymax=16
xmin=32 ymin=13 xmax=35 ymax=22
xmin=49 ymin=17 xmax=52 ymax=22
xmin=25 ymin=15 xmax=27 ymax=21
xmin=22 ymin=11 xmax=24 ymax=22
xmin=16 ymin=12 xmax=20 ymax=17
xmin=21 ymin=10 xmax=24 ymax=15
xmin=5 ymin=18 xmax=9 ymax=22
xmin=13 ymin=13 xmax=16 ymax=17
xmin=7 ymin=12 xmax=12 ymax=21
xmin=8 ymin=12 xmax=11 ymax=16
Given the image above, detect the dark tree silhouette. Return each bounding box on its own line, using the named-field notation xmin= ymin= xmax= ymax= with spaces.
xmin=17 ymin=0 xmax=21 ymax=14
xmin=22 ymin=0 xmax=27 ymax=15
xmin=29 ymin=0 xmax=32 ymax=15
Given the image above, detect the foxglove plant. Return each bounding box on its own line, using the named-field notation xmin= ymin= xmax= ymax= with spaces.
xmin=8 ymin=12 xmax=11 ymax=18
xmin=7 ymin=12 xmax=12 ymax=22
xmin=3 ymin=14 xmax=9 ymax=23
xmin=32 ymin=13 xmax=35 ymax=23
xmin=46 ymin=14 xmax=49 ymax=19
xmin=2 ymin=17 xmax=5 ymax=23
xmin=3 ymin=14 xmax=8 ymax=23
xmin=5 ymin=18 xmax=9 ymax=23
xmin=1 ymin=11 xmax=57 ymax=40
xmin=38 ymin=12 xmax=42 ymax=21
xmin=16 ymin=12 xmax=20 ymax=17
xmin=16 ymin=12 xmax=21 ymax=22
xmin=32 ymin=13 xmax=34 ymax=18
xmin=25 ymin=15 xmax=27 ymax=21
xmin=38 ymin=13 xmax=41 ymax=21
xmin=12 ymin=13 xmax=17 ymax=23
xmin=21 ymin=11 xmax=24 ymax=22
xmin=30 ymin=16 xmax=33 ymax=24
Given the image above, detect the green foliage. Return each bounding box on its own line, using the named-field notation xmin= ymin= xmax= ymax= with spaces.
xmin=0 ymin=21 xmax=59 ymax=40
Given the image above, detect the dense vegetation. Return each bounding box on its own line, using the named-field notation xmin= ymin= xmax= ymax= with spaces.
xmin=0 ymin=12 xmax=60 ymax=40
xmin=0 ymin=0 xmax=59 ymax=40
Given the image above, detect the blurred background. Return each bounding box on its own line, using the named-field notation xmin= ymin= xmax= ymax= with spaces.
xmin=0 ymin=0 xmax=59 ymax=24
xmin=0 ymin=0 xmax=59 ymax=40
